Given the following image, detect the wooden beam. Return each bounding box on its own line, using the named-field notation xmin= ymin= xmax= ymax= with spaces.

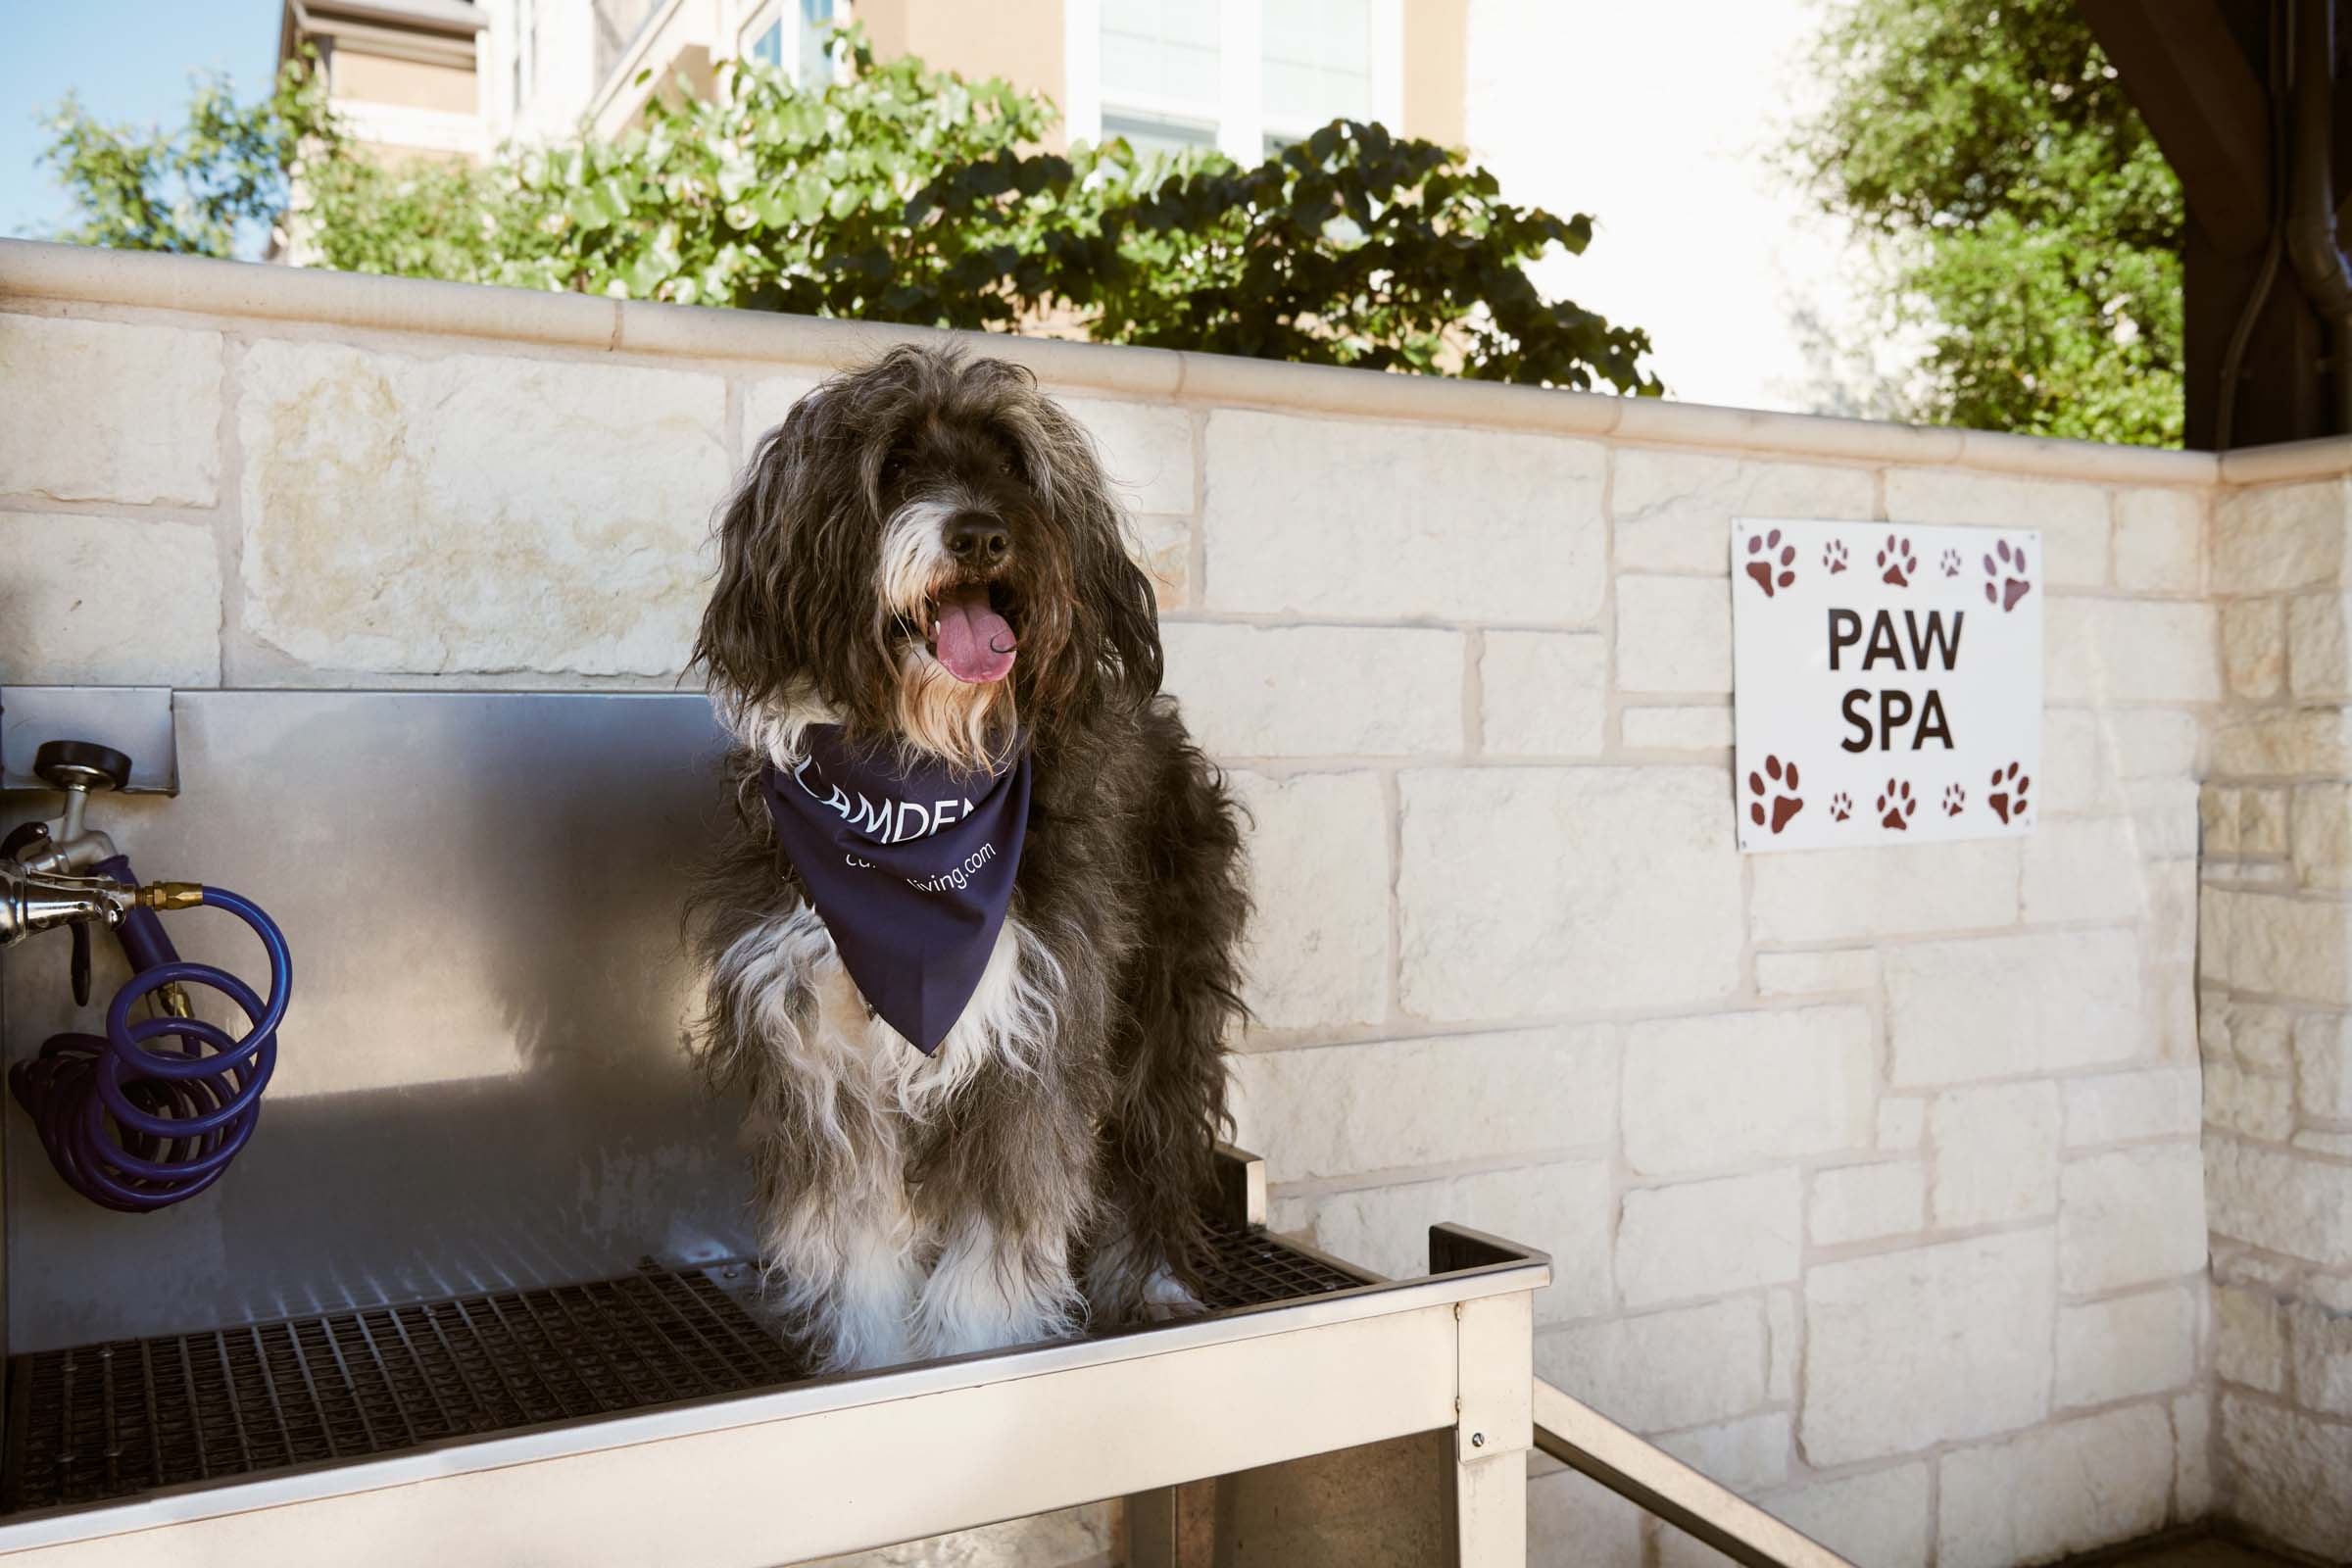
xmin=2078 ymin=0 xmax=2273 ymax=254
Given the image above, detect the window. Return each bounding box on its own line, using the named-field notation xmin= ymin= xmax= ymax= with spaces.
xmin=512 ymin=0 xmax=536 ymax=115
xmin=1069 ymin=0 xmax=1399 ymax=166
xmin=1261 ymin=0 xmax=1372 ymax=143
xmin=742 ymin=0 xmax=835 ymax=85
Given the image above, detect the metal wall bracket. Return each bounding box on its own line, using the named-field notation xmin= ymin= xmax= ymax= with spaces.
xmin=0 ymin=688 xmax=177 ymax=796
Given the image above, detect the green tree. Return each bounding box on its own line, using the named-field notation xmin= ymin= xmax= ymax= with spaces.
xmin=1788 ymin=0 xmax=2182 ymax=445
xmin=36 ymin=35 xmax=1658 ymax=395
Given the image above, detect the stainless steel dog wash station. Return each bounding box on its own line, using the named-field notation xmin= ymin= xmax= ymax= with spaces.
xmin=0 ymin=686 xmax=1844 ymax=1567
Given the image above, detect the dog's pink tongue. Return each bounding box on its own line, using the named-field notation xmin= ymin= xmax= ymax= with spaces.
xmin=935 ymin=585 xmax=1016 ymax=683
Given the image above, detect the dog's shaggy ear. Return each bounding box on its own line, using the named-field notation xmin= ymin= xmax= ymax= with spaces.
xmin=1031 ymin=398 xmax=1165 ymax=723
xmin=694 ymin=388 xmax=897 ymax=724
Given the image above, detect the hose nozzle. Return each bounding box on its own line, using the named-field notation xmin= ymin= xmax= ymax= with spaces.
xmin=136 ymin=882 xmax=206 ymax=911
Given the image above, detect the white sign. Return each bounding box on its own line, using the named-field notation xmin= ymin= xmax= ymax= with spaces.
xmin=1731 ymin=517 xmax=2041 ymax=854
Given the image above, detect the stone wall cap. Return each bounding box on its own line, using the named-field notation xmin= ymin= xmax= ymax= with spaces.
xmin=0 ymin=237 xmax=2229 ymax=483
xmin=2217 ymin=435 xmax=2352 ymax=486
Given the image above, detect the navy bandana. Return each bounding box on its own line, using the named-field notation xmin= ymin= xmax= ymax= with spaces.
xmin=760 ymin=725 xmax=1031 ymax=1054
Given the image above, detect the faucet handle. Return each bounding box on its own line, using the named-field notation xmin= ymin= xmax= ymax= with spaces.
xmin=33 ymin=740 xmax=132 ymax=796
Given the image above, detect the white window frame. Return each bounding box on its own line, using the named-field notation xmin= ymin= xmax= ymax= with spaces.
xmin=1066 ymin=0 xmax=1403 ymax=163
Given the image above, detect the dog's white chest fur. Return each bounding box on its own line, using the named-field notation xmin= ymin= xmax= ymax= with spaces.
xmin=710 ymin=901 xmax=1069 ymax=1366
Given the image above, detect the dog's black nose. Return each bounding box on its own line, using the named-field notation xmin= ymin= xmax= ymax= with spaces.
xmin=944 ymin=515 xmax=1011 ymax=564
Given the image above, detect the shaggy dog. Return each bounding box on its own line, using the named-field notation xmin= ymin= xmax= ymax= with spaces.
xmin=686 ymin=344 xmax=1248 ymax=1371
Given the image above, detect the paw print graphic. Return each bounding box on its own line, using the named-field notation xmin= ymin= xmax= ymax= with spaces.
xmin=1983 ymin=538 xmax=2033 ymax=612
xmin=1744 ymin=528 xmax=1797 ymax=598
xmin=1877 ymin=533 xmax=1917 ymax=587
xmin=1747 ymin=755 xmax=1804 ymax=835
xmin=1941 ymin=783 xmax=1966 ymax=817
xmin=1829 ymin=791 xmax=1853 ymax=822
xmin=1940 ymin=548 xmax=1962 ymax=578
xmin=1877 ymin=778 xmax=1916 ymax=830
xmin=1987 ymin=761 xmax=2032 ymax=824
xmin=1824 ymin=539 xmax=1850 ymax=575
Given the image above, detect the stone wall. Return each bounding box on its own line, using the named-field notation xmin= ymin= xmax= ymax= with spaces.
xmin=0 ymin=237 xmax=2331 ymax=1565
xmin=2200 ymin=465 xmax=2352 ymax=1560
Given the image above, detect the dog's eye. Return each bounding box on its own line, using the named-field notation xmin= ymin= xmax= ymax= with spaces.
xmin=879 ymin=455 xmax=906 ymax=483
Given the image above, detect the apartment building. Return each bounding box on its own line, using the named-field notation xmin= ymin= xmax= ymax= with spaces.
xmin=277 ymin=0 xmax=1468 ymax=162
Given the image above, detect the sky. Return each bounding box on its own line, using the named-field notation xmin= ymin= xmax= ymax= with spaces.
xmin=3 ymin=1 xmax=284 ymax=241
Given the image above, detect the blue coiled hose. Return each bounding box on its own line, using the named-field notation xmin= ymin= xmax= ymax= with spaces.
xmin=8 ymin=881 xmax=291 ymax=1212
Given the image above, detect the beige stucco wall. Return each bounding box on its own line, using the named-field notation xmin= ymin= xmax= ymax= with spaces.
xmin=331 ymin=48 xmax=479 ymax=115
xmin=5 ymin=238 xmax=2350 ymax=1563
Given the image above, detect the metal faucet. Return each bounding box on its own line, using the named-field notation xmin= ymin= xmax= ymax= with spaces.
xmin=0 ymin=860 xmax=136 ymax=950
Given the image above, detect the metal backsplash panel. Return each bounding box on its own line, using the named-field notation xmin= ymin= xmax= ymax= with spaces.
xmin=1 ymin=691 xmax=757 ymax=1351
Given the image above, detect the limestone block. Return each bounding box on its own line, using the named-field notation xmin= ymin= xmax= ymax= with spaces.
xmin=1224 ymin=770 xmax=1388 ymax=1030
xmin=2204 ymin=888 xmax=2352 ymax=1004
xmin=1749 ymin=838 xmax=2019 ymax=945
xmin=2046 ymin=597 xmax=2220 ymax=703
xmin=1622 ymin=1005 xmax=1875 ymax=1176
xmin=1202 ymin=410 xmax=1607 ymax=621
xmin=2061 ymin=1066 xmax=2202 ymax=1147
xmin=2290 ymin=1298 xmax=2352 ymax=1415
xmin=1932 ymin=1082 xmax=2061 ymax=1227
xmin=2020 ymin=813 xmax=2146 ymax=923
xmin=1884 ymin=929 xmax=2142 ymax=1086
xmin=1617 ymin=1169 xmax=1800 ymax=1306
xmin=1810 ymin=1160 xmax=1927 ymax=1247
xmin=2204 ymin=785 xmax=2241 ymax=856
xmin=1933 ymin=1405 xmax=2173 ymax=1568
xmin=2295 ymin=1011 xmax=2352 ymax=1119
xmin=2292 ymin=783 xmax=2352 ymax=890
xmin=2213 ymin=708 xmax=2352 ymax=777
xmin=1801 ymin=1230 xmax=2056 ymax=1466
xmin=1883 ymin=468 xmax=2109 ymax=586
xmin=1479 ymin=631 xmax=1607 ymax=755
xmin=2042 ymin=709 xmax=2117 ymax=814
xmin=1769 ymin=1287 xmax=1798 ymax=1401
xmin=1654 ymin=1412 xmax=1791 ymax=1493
xmin=2206 ymin=1139 xmax=2352 ymax=1266
xmin=2240 ymin=787 xmax=2290 ymax=857
xmin=1056 ymin=395 xmax=1195 ymax=514
xmin=2175 ymin=1390 xmax=2214 ymax=1519
xmin=1753 ymin=948 xmax=1880 ymax=997
xmin=1229 ymin=1025 xmax=1614 ymax=1182
xmin=0 ymin=513 xmax=220 ymax=685
xmin=1528 ymin=1466 xmax=1645 ymax=1568
xmin=0 ymin=316 xmax=220 ymax=505
xmin=1298 ymin=1162 xmax=1614 ymax=1324
xmin=2058 ymin=1145 xmax=2209 ymax=1293
xmin=2217 ymin=998 xmax=2297 ymax=1071
xmin=2219 ymin=1394 xmax=2352 ymax=1559
xmin=1609 ymin=448 xmax=1875 ymax=573
xmin=1396 ymin=766 xmax=1743 ymax=1019
xmin=2113 ymin=486 xmax=2203 ymax=592
xmin=238 ymin=339 xmax=729 ymax=675
xmin=741 ymin=372 xmax=824 ymax=445
xmin=2216 ymin=1283 xmax=2285 ymax=1394
xmin=1130 ymin=512 xmax=1192 ymax=608
xmin=1619 ymin=705 xmax=1734 ymax=751
xmin=1878 ymin=1098 xmax=1927 ymax=1151
xmin=2214 ymin=477 xmax=2349 ymax=592
xmin=2106 ymin=709 xmax=2202 ymax=779
xmin=2291 ymin=591 xmax=2352 ymax=699
xmin=2220 ymin=598 xmax=2286 ymax=699
xmin=1160 ymin=621 xmax=1464 ymax=757
xmin=2206 ymin=1058 xmax=2294 ymax=1142
xmin=1614 ymin=575 xmax=1733 ymax=694
xmin=2055 ymin=1286 xmax=2198 ymax=1407
xmin=1537 ymin=1296 xmax=1767 ymax=1433
xmin=1758 ymin=1464 xmax=1930 ymax=1568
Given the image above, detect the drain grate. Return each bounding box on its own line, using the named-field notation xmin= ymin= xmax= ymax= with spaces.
xmin=6 ymin=1225 xmax=1367 ymax=1515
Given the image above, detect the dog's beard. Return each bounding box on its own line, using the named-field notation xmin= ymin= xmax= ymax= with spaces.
xmin=876 ymin=496 xmax=1021 ymax=773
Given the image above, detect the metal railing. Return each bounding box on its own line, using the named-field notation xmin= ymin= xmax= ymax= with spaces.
xmin=1531 ymin=1377 xmax=1856 ymax=1568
